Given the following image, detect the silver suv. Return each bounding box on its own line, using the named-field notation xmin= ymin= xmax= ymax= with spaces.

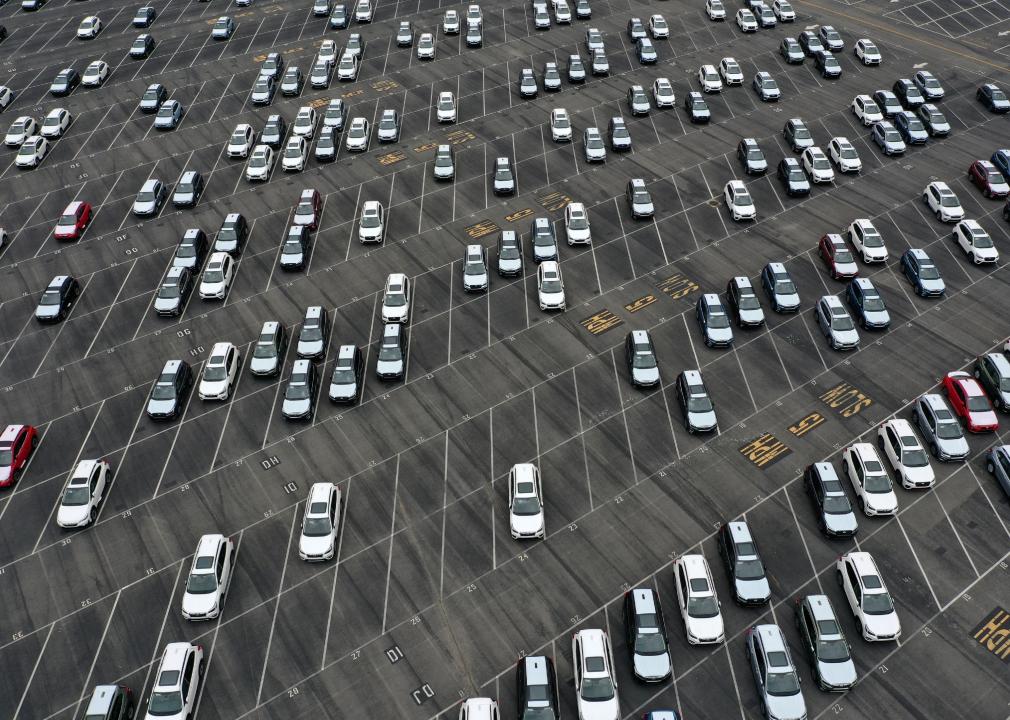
xmin=913 ymin=393 xmax=969 ymax=461
xmin=746 ymin=624 xmax=807 ymax=720
xmin=795 ymin=595 xmax=856 ymax=691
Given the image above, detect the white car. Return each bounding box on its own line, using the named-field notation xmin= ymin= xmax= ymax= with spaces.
xmin=923 ymin=181 xmax=964 ymax=222
xmin=443 ymin=8 xmax=460 ymax=33
xmin=735 ymin=8 xmax=757 ymax=31
xmin=828 ymin=136 xmax=861 ymax=172
xmin=292 ymin=107 xmax=317 ymax=138
xmin=572 ymin=629 xmax=620 ymax=720
xmin=537 ymin=261 xmax=566 ymax=310
xmin=299 ymin=482 xmax=341 ymax=561
xmin=318 ymin=39 xmax=338 ymax=65
xmin=461 ymin=244 xmax=489 ymax=291
xmin=837 ymin=552 xmax=901 ymax=641
xmin=848 ymin=219 xmax=888 ymax=263
xmin=718 ymin=57 xmax=744 ymax=85
xmin=674 ymin=554 xmax=724 ymax=644
xmin=0 ymin=85 xmax=14 ymax=111
xmin=336 ymin=52 xmax=358 ymax=80
xmin=354 ymin=0 xmax=373 ymax=21
xmin=40 ymin=108 xmax=71 ymax=138
xmin=466 ymin=3 xmax=482 ymax=25
xmin=877 ymin=418 xmax=935 ymax=489
xmin=144 ymin=643 xmax=204 ymax=720
xmin=550 ymin=108 xmax=572 ymax=142
xmin=508 ymin=463 xmax=544 ymax=538
xmin=81 ymin=60 xmax=110 ymax=87
xmin=706 ymin=0 xmax=727 ymax=19
xmin=553 ymin=0 xmax=571 ymax=23
xmin=4 ymin=116 xmax=38 ymax=147
xmin=698 ymin=64 xmax=722 ymax=92
xmin=953 ymin=219 xmax=998 ymax=264
xmin=772 ymin=0 xmax=795 ymax=20
xmin=281 ymin=135 xmax=308 ymax=172
xmin=381 ymin=272 xmax=411 ymax=322
xmin=199 ymin=252 xmax=235 ymax=300
xmin=724 ymin=180 xmax=756 ymax=221
xmin=181 ymin=534 xmax=234 ymax=619
xmin=77 ymin=15 xmax=102 ymax=39
xmin=652 ymin=77 xmax=675 ymax=107
xmin=802 ymin=146 xmax=835 ymax=183
xmin=358 ymin=200 xmax=385 ymax=243
xmin=198 ymin=342 xmax=240 ymax=400
xmin=227 ymin=123 xmax=256 ymax=158
xmin=565 ymin=202 xmax=591 ymax=244
xmin=245 ymin=144 xmax=274 ymax=181
xmin=56 ymin=459 xmax=110 ymax=528
xmin=843 ymin=442 xmax=898 ymax=516
xmin=851 ymin=94 xmax=883 ymax=125
xmin=15 ymin=136 xmax=48 ymax=168
xmin=417 ymin=32 xmax=436 ymax=59
xmin=854 ymin=38 xmax=881 ymax=65
xmin=436 ymin=91 xmax=457 ymax=122
xmin=345 ymin=117 xmax=369 ymax=151
xmin=649 ymin=14 xmax=668 ymax=38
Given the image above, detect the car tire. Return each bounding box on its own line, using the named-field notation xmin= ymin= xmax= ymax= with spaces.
xmin=89 ymin=507 xmax=97 ymax=524
xmin=935 ymin=210 xmax=942 ymax=221
xmin=987 ymin=461 xmax=995 ymax=473
xmin=857 ymin=496 xmax=866 ymax=514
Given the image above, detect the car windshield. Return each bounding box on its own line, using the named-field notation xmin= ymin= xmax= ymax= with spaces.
xmin=614 ymin=125 xmax=630 ymax=138
xmin=137 ymin=191 xmax=155 ymax=203
xmin=349 ymin=125 xmax=365 ymax=139
xmin=158 ymin=283 xmax=180 ymax=299
xmin=554 ymin=114 xmax=570 ymax=128
xmin=157 ymin=106 xmax=174 ymax=118
xmin=788 ymin=169 xmax=806 ymax=182
xmin=385 ymin=292 xmax=406 ymax=307
xmin=571 ymin=60 xmax=584 ymax=71
xmin=151 ymin=383 xmax=176 ymax=400
xmin=360 ymin=211 xmax=382 ymax=229
xmin=860 ymin=229 xmax=883 ymax=246
xmin=44 ymin=116 xmax=61 ymax=127
xmin=906 ymin=118 xmax=924 ymax=131
xmin=774 ymin=279 xmax=795 ymax=295
xmin=632 ymin=350 xmax=656 ymax=369
xmin=203 ymin=268 xmax=223 ymax=283
xmin=144 ymin=90 xmax=160 ymax=102
xmin=286 ymin=380 xmax=311 ymax=400
xmin=379 ymin=116 xmax=397 ymax=130
xmin=687 ymin=595 xmax=720 ymax=618
xmin=862 ymin=294 xmax=884 ymax=311
xmin=747 ymin=149 xmax=763 ymax=161
xmin=439 ymin=97 xmax=454 ymax=109
xmin=691 ymin=99 xmax=707 ymax=109
xmin=568 ymin=214 xmax=588 ymax=230
xmin=738 ymin=293 xmax=760 ymax=310
xmin=496 ymin=167 xmax=512 ymax=181
xmin=186 ymin=572 xmax=217 ymax=594
xmin=378 ymin=343 xmax=401 ymax=361
xmin=766 ymin=671 xmax=800 ymax=696
xmin=822 ymin=493 xmax=851 ymax=513
xmin=824 ymin=56 xmax=838 ymax=67
xmin=966 ymin=396 xmax=991 ymax=412
xmin=512 ymin=495 xmax=541 ymax=515
xmin=250 ymin=153 xmax=267 ymax=167
xmin=987 ymin=172 xmax=1005 ymax=185
xmin=540 ymin=278 xmax=562 ymax=293
xmin=735 ymin=558 xmax=765 ymax=580
xmin=991 ymin=89 xmax=1008 ymax=101
xmin=435 ymin=153 xmax=452 ymax=167
xmin=901 ymin=448 xmax=929 ymax=467
xmin=734 ymin=193 xmax=752 ymax=206
xmin=59 ymin=212 xmax=78 ymax=225
xmin=500 ymin=242 xmax=520 ymax=260
xmin=793 ymin=125 xmax=810 ymax=139
xmin=340 ymin=57 xmax=354 ymax=68
xmin=632 ymin=190 xmax=650 ymax=204
xmin=253 ymin=341 xmax=276 ymax=359
xmin=862 ymin=592 xmax=894 ymax=614
xmin=918 ymin=263 xmax=940 ymax=279
xmin=533 ymin=230 xmax=554 ymax=247
xmin=284 ymin=144 xmax=302 ymax=158
xmin=580 ymin=676 xmax=615 ymax=701
xmin=634 ymin=629 xmax=667 ymax=654
xmin=863 ymin=472 xmax=891 ymax=493
xmin=812 ymin=157 xmax=831 ymax=169
xmin=419 ymin=36 xmax=432 ymax=47
xmin=939 ymin=194 xmax=959 ymax=207
xmin=687 ymin=392 xmax=713 ymax=413
xmin=301 ymin=322 xmax=323 ymax=342
xmin=41 ymin=290 xmax=62 ymax=305
xmin=816 ymin=636 xmax=850 ymax=661
xmin=204 ymin=364 xmax=227 ymax=381
xmin=147 ymin=691 xmax=183 ymax=716
xmin=264 ymin=123 xmax=280 ymax=136
xmin=303 ymin=516 xmax=332 ymax=536
xmin=934 ymin=419 xmax=962 ymax=439
xmin=708 ymin=311 xmax=730 ymax=328
xmin=332 ymin=362 xmax=356 ymax=383
xmin=586 ymin=135 xmax=604 ymax=149
xmin=62 ymin=486 xmax=91 ymax=506
xmin=465 ymin=258 xmax=485 ymax=275
xmin=834 ymin=247 xmax=854 ymax=263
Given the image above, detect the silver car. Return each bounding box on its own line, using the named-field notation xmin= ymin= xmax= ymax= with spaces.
xmin=914 ymin=393 xmax=969 ymax=461
xmin=985 ymin=445 xmax=1010 ymax=498
xmin=747 ymin=625 xmax=807 ymax=720
xmin=583 ymin=127 xmax=606 ymax=162
xmin=796 ymin=595 xmax=857 ymax=691
xmin=461 ymin=244 xmax=489 ymax=292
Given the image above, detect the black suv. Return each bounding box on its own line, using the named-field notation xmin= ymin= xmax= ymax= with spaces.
xmin=777 ymin=157 xmax=810 ymax=196
xmin=262 ymin=114 xmax=288 ymax=148
xmin=623 ymin=587 xmax=672 ymax=682
xmin=515 ymin=656 xmax=560 ymax=720
xmin=173 ymin=228 xmax=208 ymax=270
xmin=34 ymin=275 xmax=80 ymax=323
xmin=146 ymin=359 xmax=193 ymax=420
xmin=737 ymin=138 xmax=767 ymax=174
xmin=213 ymin=213 xmax=248 ymax=254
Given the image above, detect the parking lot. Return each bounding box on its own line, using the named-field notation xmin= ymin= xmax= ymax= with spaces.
xmin=0 ymin=0 xmax=1008 ymax=716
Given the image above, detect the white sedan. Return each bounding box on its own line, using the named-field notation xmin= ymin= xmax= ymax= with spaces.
xmin=16 ymin=135 xmax=48 ymax=168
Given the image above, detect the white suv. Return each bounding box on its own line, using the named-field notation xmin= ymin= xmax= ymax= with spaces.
xmin=572 ymin=629 xmax=619 ymax=720
xmin=953 ymin=219 xmax=998 ymax=264
xmin=724 ymin=180 xmax=756 ymax=221
xmin=181 ymin=534 xmax=235 ymax=620
xmin=698 ymin=64 xmax=722 ymax=92
xmin=358 ymin=200 xmax=385 ymax=243
xmin=550 ymin=108 xmax=572 ymax=142
xmin=144 ymin=642 xmax=204 ymax=720
xmin=843 ymin=442 xmax=897 ymax=516
xmin=227 ymin=123 xmax=255 ymax=158
xmin=198 ymin=342 xmax=240 ymax=400
xmin=508 ymin=463 xmax=544 ymax=539
xmin=718 ymin=57 xmax=744 ymax=85
xmin=877 ymin=418 xmax=935 ymax=489
xmin=836 ymin=552 xmax=901 ymax=641
xmin=299 ymin=482 xmax=341 ymax=561
xmin=923 ymin=181 xmax=964 ymax=222
xmin=381 ymin=273 xmax=411 ymax=322
xmin=802 ymin=146 xmax=835 ymax=183
xmin=564 ymin=202 xmax=591 ymax=244
xmin=674 ymin=554 xmax=724 ymax=644
xmin=851 ymin=94 xmax=883 ymax=126
xmin=848 ymin=218 xmax=887 ymax=263
xmin=57 ymin=459 xmax=110 ymax=528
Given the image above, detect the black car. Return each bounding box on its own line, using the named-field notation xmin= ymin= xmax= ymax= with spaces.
xmin=893 ymin=78 xmax=924 ymax=109
xmin=50 ymin=68 xmax=81 ymax=97
xmin=684 ymin=91 xmax=711 ymax=123
xmin=804 ymin=462 xmax=857 ymax=537
xmin=516 ymin=656 xmax=560 ymax=720
xmin=496 ymin=229 xmax=523 ymax=276
xmin=977 ymin=83 xmax=1010 ymax=113
xmin=872 ymin=89 xmax=902 ymax=118
xmin=780 ymin=37 xmax=804 ymax=64
xmin=717 ymin=520 xmax=771 ymax=606
xmin=173 ymin=228 xmax=208 ymax=270
xmin=846 ymin=277 xmax=890 ymax=329
xmin=328 ymin=344 xmax=364 ymax=403
xmin=133 ymin=6 xmax=156 ymax=26
xmin=814 ymin=50 xmax=840 ymax=78
xmin=281 ymin=67 xmax=304 ymax=96
xmin=280 ymin=225 xmax=311 ymax=270
xmin=34 ymin=275 xmax=80 ymax=323
xmin=737 ymin=138 xmax=767 ymax=174
xmin=376 ymin=323 xmax=405 ymax=380
xmin=797 ymin=30 xmax=824 ymax=56
xmin=214 ymin=213 xmax=248 ymax=254
xmin=623 ymin=587 xmax=672 ymax=682
xmin=329 ymin=3 xmax=348 ymax=28
xmin=140 ymin=83 xmax=168 ymax=112
xmin=146 ymin=360 xmax=194 ymax=420
xmin=130 ymin=33 xmax=155 ymax=57
xmin=777 ymin=157 xmax=810 ymax=196
xmin=172 ymin=170 xmax=204 ymax=207
xmin=154 ymin=266 xmax=194 ymax=317
xmin=262 ymin=114 xmax=287 ymax=148
xmin=625 ymin=329 xmax=660 ymax=388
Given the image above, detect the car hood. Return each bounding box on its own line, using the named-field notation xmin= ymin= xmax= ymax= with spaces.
xmin=134 ymin=200 xmax=156 ymax=212
xmin=776 ymin=291 xmax=800 ymax=309
xmin=330 ymin=380 xmax=357 ymax=400
xmin=201 ymin=280 xmax=226 ymax=294
xmin=765 ymin=690 xmax=806 ymax=720
xmin=938 ymin=435 xmax=969 ymax=457
xmin=510 ymin=511 xmax=544 ymax=535
xmin=708 ymin=326 xmax=734 ymax=343
xmin=200 ymin=379 xmax=229 ymax=395
xmin=464 ymin=271 xmax=488 ymax=287
xmin=586 ymin=146 xmax=607 ymax=157
xmin=919 ymin=277 xmax=945 ymax=293
xmin=154 ymin=297 xmax=180 ymax=312
xmin=283 ymin=397 xmax=312 ymax=416
xmin=382 ymin=305 xmax=408 ymax=322
xmin=182 ymin=591 xmax=219 ymax=616
xmin=147 ymin=398 xmax=178 ymax=416
xmin=35 ymin=304 xmax=60 ymax=319
xmin=868 ymin=488 xmax=898 ymax=511
xmin=359 ymin=226 xmax=383 ymax=239
xmin=539 ymin=288 xmax=565 ymax=304
xmin=632 ymin=367 xmax=660 ymax=385
xmin=377 ymin=126 xmax=398 ymax=137
xmin=862 ymin=308 xmax=890 ymax=326
xmin=970 ymin=409 xmax=999 ymax=427
xmin=298 ymin=339 xmax=324 ymax=356
xmin=250 ymin=356 xmax=279 ymax=374
xmin=734 ymin=576 xmax=771 ymax=602
xmin=499 ymin=257 xmax=521 ymax=272
xmin=864 ymin=610 xmax=901 ymax=638
xmin=824 ymin=509 xmax=858 ymax=534
xmin=818 ymin=657 xmax=857 ymax=689
xmin=568 ymin=226 xmax=591 ymax=241
xmin=633 ymin=650 xmax=671 ymax=681
xmin=299 ymin=534 xmax=334 ymax=557
xmin=835 ymin=260 xmax=857 ymax=275
xmin=57 ymin=504 xmax=90 ymax=526
xmin=282 ymin=249 xmax=304 ymax=264
xmin=740 ymin=307 xmax=764 ymax=324
xmin=687 ymin=614 xmax=724 ymax=642
xmin=688 ymin=409 xmax=718 ymax=430
xmin=577 ymin=697 xmax=619 ymax=720
xmin=376 ymin=357 xmax=404 ymax=375
xmin=533 ymin=244 xmax=557 ymax=260
xmin=0 ymin=467 xmax=13 ymax=484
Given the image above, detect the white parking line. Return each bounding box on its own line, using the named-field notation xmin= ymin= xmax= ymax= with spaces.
xmin=11 ymin=622 xmax=55 ymax=720
xmin=254 ymin=508 xmax=299 ymax=706
xmin=609 ymin=347 xmax=637 ymax=483
xmin=70 ymin=590 xmax=123 ymax=719
xmin=379 ymin=454 xmax=401 ymax=633
xmin=82 ymin=259 xmax=139 ymax=358
xmin=208 ymin=346 xmax=251 ymax=472
xmin=895 ymin=514 xmax=942 ymax=610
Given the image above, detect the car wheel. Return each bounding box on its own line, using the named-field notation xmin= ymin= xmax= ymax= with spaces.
xmin=877 ymin=435 xmax=884 ymax=450
xmin=89 ymin=507 xmax=97 ymax=524
xmin=857 ymin=618 xmax=864 ymax=639
xmin=987 ymin=461 xmax=995 ymax=473
xmin=858 ymin=496 xmax=866 ymax=514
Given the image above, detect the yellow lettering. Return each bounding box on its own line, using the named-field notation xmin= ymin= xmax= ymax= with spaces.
xmin=974 ymin=610 xmax=1008 ymax=642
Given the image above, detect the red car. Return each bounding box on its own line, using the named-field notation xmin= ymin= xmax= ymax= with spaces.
xmin=292 ymin=188 xmax=322 ymax=230
xmin=54 ymin=201 xmax=92 ymax=240
xmin=818 ymin=233 xmax=859 ymax=280
xmin=967 ymin=159 xmax=1010 ymax=199
xmin=943 ymin=371 xmax=999 ymax=432
xmin=0 ymin=424 xmax=38 ymax=487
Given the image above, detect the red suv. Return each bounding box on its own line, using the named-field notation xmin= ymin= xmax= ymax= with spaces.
xmin=0 ymin=424 xmax=38 ymax=487
xmin=818 ymin=233 xmax=858 ymax=280
xmin=968 ymin=159 xmax=1010 ymax=199
xmin=54 ymin=201 xmax=93 ymax=240
xmin=292 ymin=188 xmax=322 ymax=230
xmin=943 ymin=371 xmax=998 ymax=432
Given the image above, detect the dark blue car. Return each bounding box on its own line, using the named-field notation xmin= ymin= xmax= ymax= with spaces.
xmin=901 ymin=248 xmax=945 ymax=297
xmin=847 ymin=277 xmax=890 ymax=329
xmin=991 ymin=149 xmax=1010 ymax=181
xmin=977 ymin=84 xmax=1010 ymax=113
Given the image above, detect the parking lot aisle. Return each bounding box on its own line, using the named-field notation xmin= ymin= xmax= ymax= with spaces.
xmin=399 ymin=265 xmax=451 ymax=384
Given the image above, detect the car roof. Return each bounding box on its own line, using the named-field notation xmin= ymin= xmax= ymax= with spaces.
xmin=383 ymin=322 xmax=401 ymax=340
xmin=681 ymin=368 xmax=704 ymax=385
xmin=195 ymin=532 xmax=225 ymax=558
xmin=630 ymin=329 xmax=651 ymax=345
xmin=908 ymin=247 xmax=930 ymax=260
xmin=766 ymin=261 xmax=787 ymax=273
xmin=576 ymin=628 xmax=607 ymax=655
xmin=304 ymin=305 xmax=323 ymax=320
xmin=49 ymin=275 xmax=69 ymax=287
xmin=522 ymin=655 xmax=550 ymax=684
xmin=387 ymin=272 xmax=407 ymax=286
xmin=810 ymin=461 xmax=838 ymax=482
xmin=159 ymin=642 xmax=195 ymax=675
xmin=0 ymin=424 xmax=25 ymax=442
xmin=884 ymin=417 xmax=916 ymax=437
xmin=85 ymin=685 xmax=121 ymax=715
xmin=821 ymin=294 xmax=845 ymax=310
xmin=680 ymin=554 xmax=711 ymax=582
xmin=209 ymin=341 xmax=233 ymax=357
xmin=165 ymin=266 xmax=186 ymax=279
xmin=804 ymin=594 xmax=838 ymax=623
xmin=292 ymin=358 xmax=312 ymax=373
xmin=308 ymin=481 xmax=335 ymax=505
xmin=630 ymin=587 xmax=657 ymax=614
xmin=950 ymin=372 xmax=985 ymax=396
xmin=853 ymin=277 xmax=875 ymax=291
xmin=726 ymin=520 xmax=754 ymax=545
xmin=703 ymin=292 xmax=723 ymax=306
xmin=845 ymin=550 xmax=880 ymax=577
